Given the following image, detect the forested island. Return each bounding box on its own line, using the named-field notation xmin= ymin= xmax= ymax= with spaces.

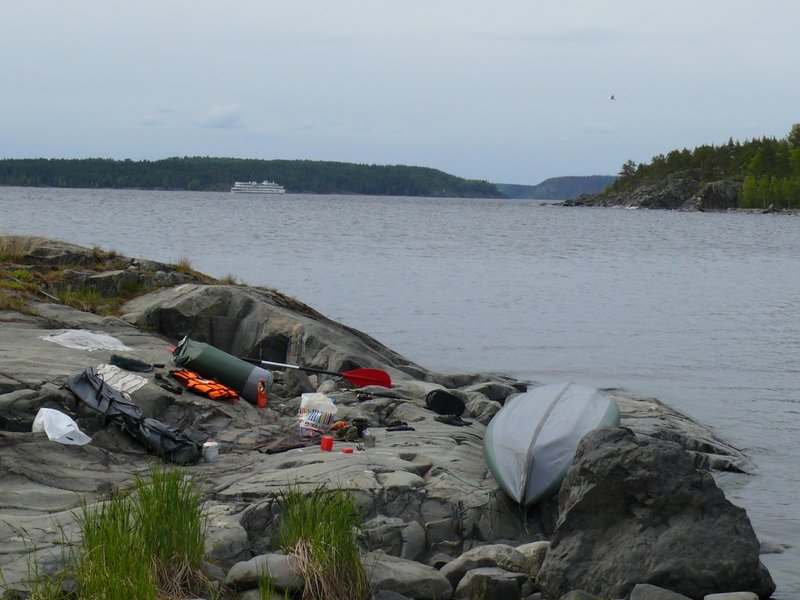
xmin=497 ymin=176 xmax=617 ymax=200
xmin=0 ymin=157 xmax=503 ymax=198
xmin=575 ymin=122 xmax=800 ymax=210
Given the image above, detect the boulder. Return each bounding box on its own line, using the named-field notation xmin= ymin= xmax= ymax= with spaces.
xmin=536 ymin=428 xmax=776 ymax=600
xmin=225 ymin=553 xmax=304 ymax=591
xmin=0 ymin=236 xmax=101 ymax=267
xmin=630 ymin=583 xmax=692 ymax=599
xmin=365 ymin=550 xmax=453 ymax=600
xmin=439 ymin=544 xmax=533 ymax=588
xmin=613 ymin=392 xmax=748 ymax=473
xmin=361 ymin=516 xmax=426 ymax=561
xmin=515 ymin=540 xmax=549 ymax=578
xmin=452 ymin=566 xmax=531 ymax=599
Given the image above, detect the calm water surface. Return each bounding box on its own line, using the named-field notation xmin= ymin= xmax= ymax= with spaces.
xmin=3 ymin=187 xmax=799 ymax=596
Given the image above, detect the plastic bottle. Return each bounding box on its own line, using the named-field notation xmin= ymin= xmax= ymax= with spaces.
xmin=257 ymin=378 xmax=267 ymax=408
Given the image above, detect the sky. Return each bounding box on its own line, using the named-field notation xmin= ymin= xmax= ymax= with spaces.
xmin=3 ymin=1 xmax=799 ymax=185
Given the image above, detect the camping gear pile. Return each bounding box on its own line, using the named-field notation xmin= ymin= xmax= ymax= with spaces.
xmin=56 ymin=332 xmax=619 ymax=508
xmin=57 ymin=335 xmax=277 ymax=464
xmin=57 ymin=335 xmax=402 ymax=464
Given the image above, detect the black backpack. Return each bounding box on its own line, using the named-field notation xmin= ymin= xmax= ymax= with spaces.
xmin=67 ymin=367 xmax=202 ymax=465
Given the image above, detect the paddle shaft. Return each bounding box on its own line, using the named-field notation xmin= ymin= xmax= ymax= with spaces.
xmin=239 ymin=358 xmax=391 ymax=388
xmin=357 ymin=390 xmax=412 ymax=401
xmin=243 ymin=358 xmax=346 ymax=377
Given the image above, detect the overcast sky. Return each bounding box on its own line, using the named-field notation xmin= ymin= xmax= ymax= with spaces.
xmin=3 ymin=1 xmax=799 ymax=185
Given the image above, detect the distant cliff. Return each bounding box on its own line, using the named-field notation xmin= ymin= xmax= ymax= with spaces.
xmin=0 ymin=157 xmax=503 ymax=199
xmin=496 ymin=176 xmax=617 ymax=200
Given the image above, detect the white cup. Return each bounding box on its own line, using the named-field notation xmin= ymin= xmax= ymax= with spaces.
xmin=202 ymin=440 xmax=219 ymax=462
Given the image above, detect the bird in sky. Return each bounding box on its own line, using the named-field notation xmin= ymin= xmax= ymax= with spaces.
xmin=609 ymin=94 xmax=615 ymax=100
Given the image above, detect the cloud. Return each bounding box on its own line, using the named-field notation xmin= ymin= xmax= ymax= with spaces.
xmin=201 ymin=103 xmax=244 ymax=129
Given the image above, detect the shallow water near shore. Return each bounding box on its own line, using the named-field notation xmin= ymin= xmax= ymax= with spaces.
xmin=3 ymin=186 xmax=799 ymax=597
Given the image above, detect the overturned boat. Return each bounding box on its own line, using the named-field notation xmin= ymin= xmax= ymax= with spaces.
xmin=483 ymin=382 xmax=620 ymax=506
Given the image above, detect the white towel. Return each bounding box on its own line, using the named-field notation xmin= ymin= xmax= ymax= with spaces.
xmin=39 ymin=329 xmax=133 ymax=352
xmin=95 ymin=363 xmax=148 ymax=395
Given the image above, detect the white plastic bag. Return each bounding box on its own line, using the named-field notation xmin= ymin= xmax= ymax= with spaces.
xmin=297 ymin=393 xmax=338 ymax=436
xmin=32 ymin=408 xmax=92 ymax=446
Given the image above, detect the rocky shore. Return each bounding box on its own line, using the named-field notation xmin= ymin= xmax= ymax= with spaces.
xmin=0 ymin=236 xmax=776 ymax=599
xmin=562 ymin=170 xmax=743 ymax=211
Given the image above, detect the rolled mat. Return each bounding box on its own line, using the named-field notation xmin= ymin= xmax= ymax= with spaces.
xmin=172 ymin=337 xmax=273 ymax=404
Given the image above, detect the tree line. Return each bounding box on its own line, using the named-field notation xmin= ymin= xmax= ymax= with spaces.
xmin=0 ymin=157 xmax=503 ymax=199
xmin=609 ymin=123 xmax=800 ymax=209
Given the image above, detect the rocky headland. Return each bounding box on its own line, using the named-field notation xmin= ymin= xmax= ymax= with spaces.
xmin=0 ymin=236 xmax=776 ymax=599
xmin=563 ymin=170 xmax=743 ymax=211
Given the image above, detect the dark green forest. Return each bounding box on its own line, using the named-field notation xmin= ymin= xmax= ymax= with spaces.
xmin=0 ymin=157 xmax=502 ymax=198
xmin=609 ymin=123 xmax=800 ymax=209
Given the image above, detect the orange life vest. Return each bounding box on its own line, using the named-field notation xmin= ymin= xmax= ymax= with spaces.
xmin=169 ymin=369 xmax=239 ymax=402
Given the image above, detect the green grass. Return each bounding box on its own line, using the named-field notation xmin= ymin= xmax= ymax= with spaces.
xmin=52 ymin=285 xmax=118 ymax=314
xmin=9 ymin=268 xmax=33 ymax=281
xmin=274 ymin=486 xmax=369 ymax=600
xmin=3 ymin=465 xmax=210 ymax=600
xmin=76 ymin=466 xmax=209 ymax=599
xmin=132 ymin=466 xmax=206 ymax=595
xmin=77 ymin=487 xmax=157 ymax=600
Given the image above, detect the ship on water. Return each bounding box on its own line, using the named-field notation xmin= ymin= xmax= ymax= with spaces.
xmin=231 ymin=180 xmax=286 ymax=194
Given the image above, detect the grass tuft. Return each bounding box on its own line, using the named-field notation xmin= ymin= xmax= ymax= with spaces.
xmin=77 ymin=465 xmax=209 ymax=599
xmin=52 ymin=285 xmax=117 ymax=314
xmin=175 ymin=255 xmax=194 ymax=274
xmin=132 ymin=466 xmax=207 ymax=594
xmin=77 ymin=487 xmax=157 ymax=600
xmin=275 ymin=486 xmax=369 ymax=600
xmin=3 ymin=465 xmax=210 ymax=599
xmin=0 ymin=289 xmax=35 ymax=315
xmin=218 ymin=273 xmax=240 ymax=285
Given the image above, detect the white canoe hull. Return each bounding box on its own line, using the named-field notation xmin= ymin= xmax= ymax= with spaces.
xmin=483 ymin=382 xmax=620 ymax=506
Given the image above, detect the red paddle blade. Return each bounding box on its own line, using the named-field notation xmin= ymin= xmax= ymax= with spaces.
xmin=342 ymin=368 xmax=392 ymax=388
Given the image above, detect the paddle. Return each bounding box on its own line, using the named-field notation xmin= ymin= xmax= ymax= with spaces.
xmin=240 ymin=358 xmax=392 ymax=388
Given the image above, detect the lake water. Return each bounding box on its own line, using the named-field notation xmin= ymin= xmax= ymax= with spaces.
xmin=2 ymin=186 xmax=798 ymax=596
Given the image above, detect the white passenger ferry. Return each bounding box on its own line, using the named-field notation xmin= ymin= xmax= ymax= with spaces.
xmin=231 ymin=180 xmax=286 ymax=194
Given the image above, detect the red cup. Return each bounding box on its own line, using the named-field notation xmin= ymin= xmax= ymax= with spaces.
xmin=341 ymin=447 xmax=353 ymax=454
xmin=320 ymin=435 xmax=334 ymax=451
